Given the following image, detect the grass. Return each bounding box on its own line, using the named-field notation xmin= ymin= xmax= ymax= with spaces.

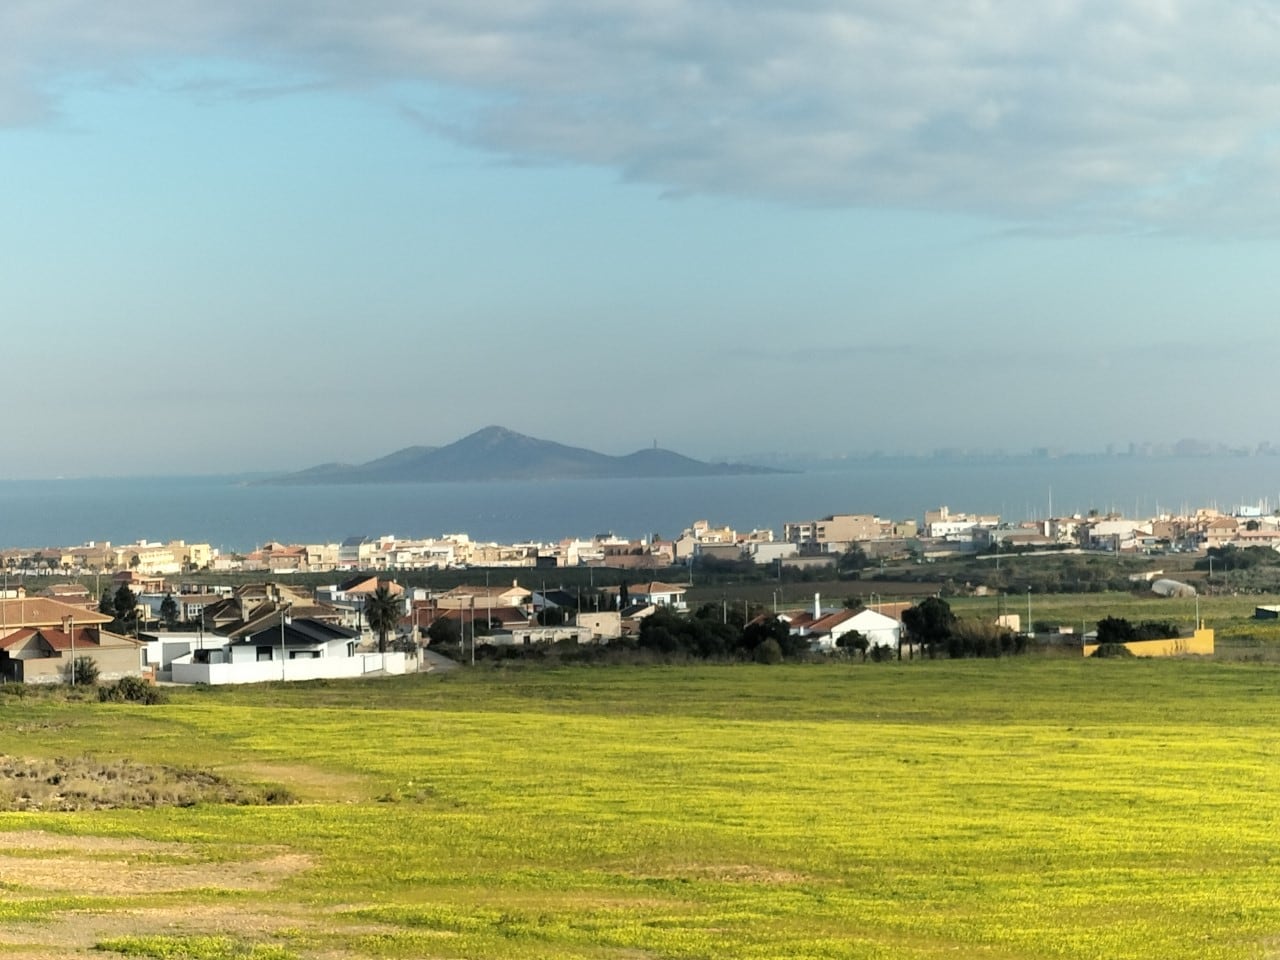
xmin=6 ymin=659 xmax=1280 ymax=957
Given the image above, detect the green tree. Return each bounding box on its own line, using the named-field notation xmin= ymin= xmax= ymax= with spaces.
xmin=754 ymin=637 xmax=784 ymax=664
xmin=742 ymin=614 xmax=791 ymax=655
xmin=112 ymin=584 xmax=138 ymax=625
xmin=902 ymin=597 xmax=955 ymax=658
xmin=1095 ymin=616 xmax=1136 ymax=645
xmin=426 ymin=615 xmax=461 ymax=647
xmin=838 ymin=546 xmax=869 ymax=577
xmin=537 ymin=606 xmax=568 ymax=627
xmin=836 ymin=630 xmax=870 ymax=661
xmin=1134 ymin=620 xmax=1180 ymax=641
xmin=159 ymin=593 xmax=179 ymax=629
xmin=363 ymin=583 xmax=402 ymax=653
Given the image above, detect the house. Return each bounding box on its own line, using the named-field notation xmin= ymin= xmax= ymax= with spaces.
xmin=485 ymin=625 xmax=595 ymax=646
xmin=435 ymin=582 xmax=531 ymax=610
xmin=924 ymin=506 xmax=1001 ymax=540
xmin=201 ymin=583 xmax=339 ymax=636
xmin=620 ymin=603 xmax=658 ymax=634
xmin=576 ymin=611 xmax=622 ymax=640
xmin=602 ymin=582 xmax=688 ymax=610
xmin=111 ymin=569 xmax=167 ymax=595
xmin=437 ymin=605 xmax=533 ymax=633
xmin=39 ymin=583 xmax=95 ymax=610
xmin=223 ymin=617 xmax=360 ymax=664
xmin=784 ymin=514 xmax=885 ymax=551
xmin=807 ymin=608 xmax=903 ymax=652
xmin=315 ymin=576 xmax=406 ymax=630
xmin=0 ymin=597 xmax=112 ymax=633
xmin=139 ymin=631 xmax=212 ymax=681
xmin=0 ymin=625 xmax=145 ymax=684
xmin=531 ymin=588 xmax=578 ymax=612
xmin=169 ymin=615 xmax=412 ymax=684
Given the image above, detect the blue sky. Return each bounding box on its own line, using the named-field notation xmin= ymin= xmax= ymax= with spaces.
xmin=4 ymin=1 xmax=1280 ymax=478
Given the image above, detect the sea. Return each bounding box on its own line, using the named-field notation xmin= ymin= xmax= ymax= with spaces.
xmin=2 ymin=457 xmax=1280 ymax=553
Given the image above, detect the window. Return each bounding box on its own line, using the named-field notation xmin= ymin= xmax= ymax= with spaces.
xmin=255 ymin=647 xmax=273 ymax=662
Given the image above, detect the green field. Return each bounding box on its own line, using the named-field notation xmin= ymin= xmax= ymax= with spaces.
xmin=5 ymin=660 xmax=1280 ymax=958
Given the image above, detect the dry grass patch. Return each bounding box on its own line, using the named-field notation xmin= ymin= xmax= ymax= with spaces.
xmin=661 ymin=863 xmax=811 ymax=884
xmin=0 ymin=756 xmax=295 ymax=812
xmin=224 ymin=762 xmax=369 ymax=804
xmin=0 ymin=832 xmax=313 ymax=959
xmin=0 ymin=831 xmax=310 ymax=897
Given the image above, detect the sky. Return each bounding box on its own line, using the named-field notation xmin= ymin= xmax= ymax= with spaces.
xmin=4 ymin=1 xmax=1280 ymax=478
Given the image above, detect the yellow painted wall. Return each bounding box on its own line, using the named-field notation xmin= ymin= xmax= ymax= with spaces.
xmin=1083 ymin=627 xmax=1214 ymax=658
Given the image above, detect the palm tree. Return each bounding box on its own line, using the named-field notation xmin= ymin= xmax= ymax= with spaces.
xmin=363 ymin=582 xmax=402 ymax=654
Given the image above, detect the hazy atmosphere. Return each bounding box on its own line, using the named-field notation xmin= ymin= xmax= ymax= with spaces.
xmin=5 ymin=1 xmax=1279 ymax=478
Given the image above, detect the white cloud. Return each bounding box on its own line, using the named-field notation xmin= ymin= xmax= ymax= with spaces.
xmin=6 ymin=0 xmax=1280 ymax=230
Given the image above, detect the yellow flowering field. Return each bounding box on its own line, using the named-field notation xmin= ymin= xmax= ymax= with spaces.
xmin=3 ymin=660 xmax=1280 ymax=958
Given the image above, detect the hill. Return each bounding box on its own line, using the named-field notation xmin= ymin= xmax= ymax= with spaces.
xmin=260 ymin=426 xmax=781 ymax=484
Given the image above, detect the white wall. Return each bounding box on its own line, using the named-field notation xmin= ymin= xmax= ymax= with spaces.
xmin=171 ymin=652 xmax=412 ymax=685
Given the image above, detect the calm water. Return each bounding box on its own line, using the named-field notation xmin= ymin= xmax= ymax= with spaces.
xmin=1 ymin=458 xmax=1278 ymax=552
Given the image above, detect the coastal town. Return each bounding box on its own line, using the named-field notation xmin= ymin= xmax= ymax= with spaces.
xmin=1 ymin=499 xmax=1272 ymax=578
xmin=0 ymin=499 xmax=1260 ymax=686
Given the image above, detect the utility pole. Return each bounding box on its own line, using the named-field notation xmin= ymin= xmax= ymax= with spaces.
xmin=65 ymin=615 xmax=75 ymax=686
xmin=279 ymin=603 xmax=291 ymax=681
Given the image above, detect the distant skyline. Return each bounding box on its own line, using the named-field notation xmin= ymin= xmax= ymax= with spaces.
xmin=5 ymin=3 xmax=1280 ymax=479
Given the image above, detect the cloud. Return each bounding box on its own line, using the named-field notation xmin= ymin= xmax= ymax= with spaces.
xmin=6 ymin=1 xmax=1280 ymax=231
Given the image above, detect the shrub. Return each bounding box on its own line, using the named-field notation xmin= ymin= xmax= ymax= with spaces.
xmin=1134 ymin=620 xmax=1180 ymax=641
xmin=754 ymin=638 xmax=784 ymax=664
xmin=1091 ymin=642 xmax=1135 ymax=658
xmin=868 ymin=642 xmax=896 ymax=662
xmin=68 ymin=656 xmax=99 ymax=686
xmin=98 ymin=675 xmax=168 ymax=705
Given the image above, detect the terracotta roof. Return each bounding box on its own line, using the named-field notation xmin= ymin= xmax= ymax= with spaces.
xmin=439 ymin=584 xmax=526 ymax=599
xmin=811 ymin=609 xmax=858 ymax=634
xmin=44 ymin=584 xmax=90 ymax=597
xmin=0 ymin=626 xmax=141 ymax=652
xmin=337 ymin=574 xmax=379 ymax=594
xmin=440 ymin=606 xmax=532 ymax=627
xmin=0 ymin=598 xmax=112 ymax=630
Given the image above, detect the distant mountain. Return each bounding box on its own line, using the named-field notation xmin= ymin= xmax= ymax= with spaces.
xmin=260 ymin=426 xmax=782 ymax=484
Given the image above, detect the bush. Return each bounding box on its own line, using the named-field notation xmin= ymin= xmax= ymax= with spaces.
xmin=1134 ymin=620 xmax=1180 ymax=641
xmin=1091 ymin=642 xmax=1134 ymax=658
xmin=98 ymin=675 xmax=168 ymax=705
xmin=68 ymin=656 xmax=99 ymax=686
xmin=868 ymin=642 xmax=896 ymax=662
xmin=754 ymin=638 xmax=784 ymax=664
